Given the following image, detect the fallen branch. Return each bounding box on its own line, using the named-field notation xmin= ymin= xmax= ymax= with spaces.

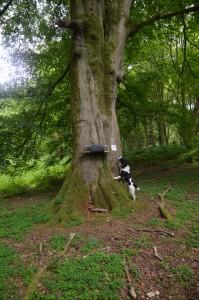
xmin=158 ymin=185 xmax=173 ymax=221
xmin=153 ymin=246 xmax=163 ymax=261
xmin=138 ymin=228 xmax=174 ymax=237
xmin=23 ymin=267 xmax=46 ymax=300
xmin=61 ymin=232 xmax=75 ymax=255
xmin=38 ymin=242 xmax=45 ymax=266
xmin=162 ymin=185 xmax=172 ymax=197
xmin=147 ymin=290 xmax=160 ymax=297
xmin=158 ymin=202 xmax=173 ymax=221
xmin=88 ymin=208 xmax=108 ymax=213
xmin=123 ymin=260 xmax=137 ymax=299
xmin=127 ymin=228 xmax=175 ymax=237
xmin=23 ymin=233 xmax=75 ymax=300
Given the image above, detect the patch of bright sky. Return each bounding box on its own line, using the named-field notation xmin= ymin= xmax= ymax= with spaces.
xmin=0 ymin=32 xmax=16 ymax=84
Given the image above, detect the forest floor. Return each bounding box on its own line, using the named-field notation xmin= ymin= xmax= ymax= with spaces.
xmin=0 ymin=162 xmax=199 ymax=299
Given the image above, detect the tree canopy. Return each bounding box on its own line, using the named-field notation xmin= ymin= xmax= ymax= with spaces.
xmin=0 ymin=1 xmax=198 ymax=183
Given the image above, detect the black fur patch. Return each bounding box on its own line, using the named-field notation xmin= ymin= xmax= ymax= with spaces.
xmin=120 ymin=170 xmax=131 ymax=185
xmin=119 ymin=157 xmax=139 ymax=189
xmin=118 ymin=157 xmax=128 ymax=168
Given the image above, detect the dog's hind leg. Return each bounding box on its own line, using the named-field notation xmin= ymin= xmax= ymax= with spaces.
xmin=129 ymin=184 xmax=136 ymax=201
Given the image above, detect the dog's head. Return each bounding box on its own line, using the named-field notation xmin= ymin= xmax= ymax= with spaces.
xmin=118 ymin=156 xmax=127 ymax=164
xmin=118 ymin=156 xmax=129 ymax=168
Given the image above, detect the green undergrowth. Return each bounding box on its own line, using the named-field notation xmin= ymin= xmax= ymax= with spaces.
xmin=0 ymin=163 xmax=68 ymax=196
xmin=26 ymin=234 xmax=136 ymax=299
xmin=159 ymin=261 xmax=193 ymax=287
xmin=0 ymin=161 xmax=198 ymax=298
xmin=33 ymin=252 xmax=125 ymax=300
xmin=0 ymin=243 xmax=35 ymax=299
xmin=124 ymin=145 xmax=187 ymax=167
xmin=0 ymin=197 xmax=53 ymax=240
xmin=142 ymin=163 xmax=199 ymax=248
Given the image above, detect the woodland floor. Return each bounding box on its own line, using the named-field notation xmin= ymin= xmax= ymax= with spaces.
xmin=0 ymin=162 xmax=199 ymax=300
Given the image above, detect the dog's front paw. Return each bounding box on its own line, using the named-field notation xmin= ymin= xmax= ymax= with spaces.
xmin=114 ymin=176 xmax=120 ymax=180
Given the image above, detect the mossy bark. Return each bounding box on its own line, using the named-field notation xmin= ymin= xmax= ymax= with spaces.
xmin=46 ymin=160 xmax=134 ymax=226
xmin=46 ymin=1 xmax=136 ymax=225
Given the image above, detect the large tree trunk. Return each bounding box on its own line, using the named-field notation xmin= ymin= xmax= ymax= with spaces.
xmin=47 ymin=0 xmax=135 ymax=225
xmin=45 ymin=1 xmax=199 ymax=225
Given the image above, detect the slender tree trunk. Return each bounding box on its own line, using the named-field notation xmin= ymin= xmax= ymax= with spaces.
xmin=192 ymin=96 xmax=199 ymax=138
xmin=149 ymin=119 xmax=156 ymax=146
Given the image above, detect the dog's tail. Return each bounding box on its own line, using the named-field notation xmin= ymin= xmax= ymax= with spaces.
xmin=132 ymin=181 xmax=140 ymax=190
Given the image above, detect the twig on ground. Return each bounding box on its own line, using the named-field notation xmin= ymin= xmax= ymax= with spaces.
xmin=162 ymin=185 xmax=172 ymax=197
xmin=123 ymin=260 xmax=137 ymax=299
xmin=88 ymin=208 xmax=108 ymax=213
xmin=23 ymin=233 xmax=75 ymax=300
xmin=147 ymin=290 xmax=160 ymax=297
xmin=62 ymin=232 xmax=75 ymax=254
xmin=153 ymin=246 xmax=163 ymax=261
xmin=38 ymin=242 xmax=45 ymax=266
xmin=132 ymin=228 xmax=175 ymax=237
xmin=158 ymin=185 xmax=173 ymax=221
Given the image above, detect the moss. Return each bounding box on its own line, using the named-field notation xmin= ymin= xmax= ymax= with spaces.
xmin=81 ymin=14 xmax=115 ymax=114
xmin=84 ymin=13 xmax=103 ymax=41
xmin=90 ymin=164 xmax=133 ymax=211
xmin=23 ymin=268 xmax=45 ymax=300
xmin=106 ymin=0 xmax=124 ymax=24
xmin=45 ymin=169 xmax=89 ymax=226
xmin=44 ymin=156 xmax=143 ymax=227
xmin=112 ymin=206 xmax=133 ymax=218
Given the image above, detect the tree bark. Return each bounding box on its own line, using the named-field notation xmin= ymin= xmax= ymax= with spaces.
xmin=45 ymin=1 xmax=199 ymax=225
xmin=46 ymin=0 xmax=134 ymax=225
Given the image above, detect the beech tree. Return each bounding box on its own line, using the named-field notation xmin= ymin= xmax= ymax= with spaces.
xmin=1 ymin=0 xmax=199 ymax=224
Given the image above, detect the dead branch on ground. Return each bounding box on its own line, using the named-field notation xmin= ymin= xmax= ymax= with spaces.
xmin=88 ymin=208 xmax=108 ymax=213
xmin=62 ymin=232 xmax=75 ymax=255
xmin=158 ymin=185 xmax=172 ymax=202
xmin=153 ymin=246 xmax=163 ymax=261
xmin=38 ymin=242 xmax=46 ymax=266
xmin=23 ymin=233 xmax=75 ymax=300
xmin=127 ymin=228 xmax=174 ymax=237
xmin=158 ymin=185 xmax=173 ymax=221
xmin=123 ymin=260 xmax=137 ymax=299
xmin=136 ymin=228 xmax=174 ymax=237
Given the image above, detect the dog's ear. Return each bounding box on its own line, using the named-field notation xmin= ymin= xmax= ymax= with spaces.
xmin=119 ymin=157 xmax=127 ymax=164
xmin=118 ymin=156 xmax=124 ymax=162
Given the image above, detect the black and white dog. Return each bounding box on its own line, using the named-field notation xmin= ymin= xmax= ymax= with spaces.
xmin=114 ymin=156 xmax=139 ymax=201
